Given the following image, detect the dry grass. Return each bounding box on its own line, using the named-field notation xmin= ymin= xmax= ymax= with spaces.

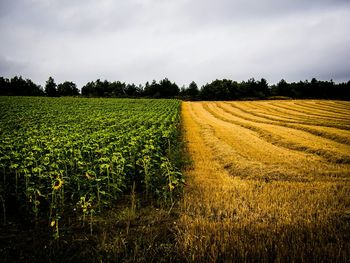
xmin=176 ymin=100 xmax=350 ymax=262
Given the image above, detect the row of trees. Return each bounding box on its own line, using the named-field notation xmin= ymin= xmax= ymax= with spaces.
xmin=198 ymin=78 xmax=269 ymax=100
xmin=196 ymin=78 xmax=350 ymax=100
xmin=81 ymin=78 xmax=180 ymax=98
xmin=271 ymin=78 xmax=349 ymax=99
xmin=0 ymin=76 xmax=44 ymax=96
xmin=1 ymin=76 xmax=349 ymax=100
xmin=45 ymin=77 xmax=80 ymax=97
xmin=0 ymin=76 xmax=79 ymax=97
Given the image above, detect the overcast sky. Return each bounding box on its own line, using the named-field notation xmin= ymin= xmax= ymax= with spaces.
xmin=1 ymin=0 xmax=350 ymax=88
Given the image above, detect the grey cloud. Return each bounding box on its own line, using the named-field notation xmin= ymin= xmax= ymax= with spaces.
xmin=0 ymin=0 xmax=350 ymax=87
xmin=0 ymin=56 xmax=28 ymax=76
xmin=182 ymin=0 xmax=350 ymax=26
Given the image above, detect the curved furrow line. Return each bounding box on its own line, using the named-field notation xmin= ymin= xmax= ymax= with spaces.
xmin=314 ymin=100 xmax=350 ymax=109
xmin=194 ymin=103 xmax=324 ymax=166
xmin=260 ymin=101 xmax=350 ymax=127
xmin=194 ymin=102 xmax=350 ymax=181
xmin=231 ymin=102 xmax=323 ymax=124
xmin=227 ymin=101 xmax=302 ymax=123
xmin=335 ymin=101 xmax=350 ymax=109
xmin=212 ymin=103 xmax=350 ymax=158
xmin=292 ymin=101 xmax=350 ymax=118
xmin=268 ymin=101 xmax=350 ymax=121
xmin=226 ymin=102 xmax=350 ymax=131
xmin=269 ymin=102 xmax=350 ymax=123
xmin=246 ymin=101 xmax=344 ymax=122
xmin=213 ymin=103 xmax=350 ymax=158
xmin=188 ymin=102 xmax=249 ymax=162
xmin=219 ymin=103 xmax=350 ymax=145
xmin=236 ymin=101 xmax=345 ymax=124
xmin=226 ymin=102 xmax=308 ymax=124
xmin=187 ymin=102 xmax=282 ymax=180
xmin=312 ymin=101 xmax=350 ymax=114
xmin=203 ymin=103 xmax=350 ymax=165
xmin=188 ymin=103 xmax=340 ymax=182
xmin=187 ymin=102 xmax=263 ymax=169
xmin=264 ymin=101 xmax=331 ymax=119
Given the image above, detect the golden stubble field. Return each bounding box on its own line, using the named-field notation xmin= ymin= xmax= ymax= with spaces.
xmin=176 ymin=100 xmax=350 ymax=262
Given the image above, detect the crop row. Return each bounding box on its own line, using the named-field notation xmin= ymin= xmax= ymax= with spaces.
xmin=0 ymin=97 xmax=183 ymax=238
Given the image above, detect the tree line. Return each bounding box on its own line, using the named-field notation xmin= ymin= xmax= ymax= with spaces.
xmin=1 ymin=76 xmax=349 ymax=100
xmin=0 ymin=76 xmax=79 ymax=97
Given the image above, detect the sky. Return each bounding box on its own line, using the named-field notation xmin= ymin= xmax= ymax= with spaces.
xmin=0 ymin=0 xmax=350 ymax=88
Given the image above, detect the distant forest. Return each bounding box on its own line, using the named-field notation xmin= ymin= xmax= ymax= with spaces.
xmin=1 ymin=76 xmax=349 ymax=100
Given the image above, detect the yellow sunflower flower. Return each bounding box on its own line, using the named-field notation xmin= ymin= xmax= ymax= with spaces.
xmin=85 ymin=172 xmax=93 ymax=180
xmin=52 ymin=177 xmax=63 ymax=190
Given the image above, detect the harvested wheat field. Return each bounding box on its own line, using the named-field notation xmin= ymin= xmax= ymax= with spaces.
xmin=177 ymin=100 xmax=350 ymax=262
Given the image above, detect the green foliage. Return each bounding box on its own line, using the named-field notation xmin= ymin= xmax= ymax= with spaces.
xmin=0 ymin=97 xmax=183 ymax=236
xmin=57 ymin=81 xmax=79 ymax=96
xmin=2 ymin=75 xmax=350 ymax=100
xmin=45 ymin=77 xmax=57 ymax=97
xmin=0 ymin=76 xmax=44 ymax=96
xmin=200 ymin=78 xmax=270 ymax=100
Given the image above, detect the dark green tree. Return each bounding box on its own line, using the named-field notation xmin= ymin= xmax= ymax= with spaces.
xmin=0 ymin=77 xmax=10 ymax=95
xmin=81 ymin=81 xmax=95 ymax=97
xmin=110 ymin=81 xmax=126 ymax=97
xmin=275 ymin=79 xmax=290 ymax=97
xmin=45 ymin=77 xmax=57 ymax=97
xmin=159 ymin=78 xmax=179 ymax=97
xmin=57 ymin=81 xmax=79 ymax=96
xmin=0 ymin=76 xmax=44 ymax=96
xmin=125 ymin=83 xmax=142 ymax=97
xmin=142 ymin=79 xmax=179 ymax=98
xmin=187 ymin=81 xmax=199 ymax=98
xmin=256 ymin=78 xmax=269 ymax=98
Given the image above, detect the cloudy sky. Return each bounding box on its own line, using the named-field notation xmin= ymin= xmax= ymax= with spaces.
xmin=1 ymin=0 xmax=350 ymax=88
